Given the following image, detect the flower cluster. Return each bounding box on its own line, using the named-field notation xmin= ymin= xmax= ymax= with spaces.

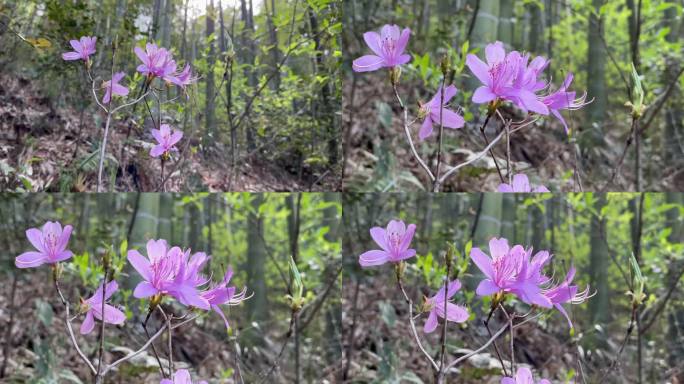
xmin=471 ymin=237 xmax=590 ymax=327
xmin=135 ymin=43 xmax=196 ymax=88
xmin=128 ymin=239 xmax=248 ymax=329
xmin=467 ymin=41 xmax=589 ymax=132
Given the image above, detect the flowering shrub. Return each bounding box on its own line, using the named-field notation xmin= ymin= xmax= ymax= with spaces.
xmin=61 ymin=35 xmax=197 ymax=192
xmin=358 ymin=219 xmax=591 ymax=383
xmin=14 ymin=221 xmax=247 ymax=383
xmin=353 ymin=25 xmax=591 ymax=192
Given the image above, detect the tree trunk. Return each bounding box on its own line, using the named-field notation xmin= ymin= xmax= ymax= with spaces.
xmin=126 ymin=194 xmax=160 ymax=291
xmin=205 ymin=0 xmax=217 ymax=146
xmin=467 ymin=0 xmax=500 ymax=96
xmin=585 ymin=0 xmax=607 ymax=147
xmin=161 ymin=0 xmax=173 ymax=48
xmin=265 ymin=0 xmax=280 ymax=90
xmin=246 ymin=194 xmax=268 ymax=338
xmin=158 ymin=193 xmax=173 ymax=241
xmin=497 ymin=0 xmax=514 ymax=49
xmin=500 ymin=194 xmax=516 ymax=241
xmin=473 ymin=193 xmax=502 ymax=247
xmin=527 ymin=2 xmax=544 ymax=53
xmin=588 ymin=194 xmax=609 ymax=346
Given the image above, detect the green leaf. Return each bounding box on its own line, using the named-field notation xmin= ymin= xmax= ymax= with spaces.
xmin=35 ymin=299 xmax=54 ymax=327
xmin=378 ymin=300 xmax=397 ymax=327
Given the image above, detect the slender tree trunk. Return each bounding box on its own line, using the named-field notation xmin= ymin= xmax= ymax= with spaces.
xmin=497 ymin=0 xmax=514 ymax=49
xmin=205 ymin=0 xmax=217 ymax=146
xmin=240 ymin=0 xmax=257 ymax=150
xmin=152 ymin=0 xmax=163 ymax=41
xmin=265 ymin=0 xmax=280 ymax=90
xmin=158 ymin=194 xmax=173 ymax=241
xmin=585 ymin=0 xmax=607 ymax=149
xmin=161 ymin=0 xmax=173 ymax=48
xmin=286 ymin=193 xmax=302 ymax=382
xmin=527 ymin=2 xmax=544 ymax=53
xmin=588 ymin=194 xmax=609 ymax=346
xmin=246 ymin=194 xmax=267 ymax=342
xmin=126 ymin=194 xmax=161 ymax=291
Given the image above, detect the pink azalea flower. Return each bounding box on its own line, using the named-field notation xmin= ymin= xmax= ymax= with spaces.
xmin=127 ymin=239 xmax=210 ymax=310
xmin=542 ymin=73 xmax=590 ymax=133
xmin=498 ymin=174 xmax=550 ymax=193
xmin=134 ymin=43 xmax=178 ymax=81
xmin=173 ymin=64 xmax=198 ymax=88
xmin=62 ymin=36 xmax=97 ymax=62
xmin=466 ymin=42 xmax=549 ymax=115
xmin=470 ymin=238 xmax=552 ymax=308
xmin=150 ymin=124 xmax=183 ymax=158
xmin=15 ymin=221 xmax=74 ymax=268
xmin=80 ymin=281 xmax=126 ymax=335
xmin=418 ymin=85 xmax=466 ymax=140
xmin=501 ymin=367 xmax=550 ymax=384
xmin=542 ymin=267 xmax=591 ymax=328
xmin=359 ymin=220 xmax=417 ymax=267
xmin=505 ymin=52 xmax=550 ymax=115
xmin=352 ymin=24 xmax=411 ymax=72
xmin=423 ymin=279 xmax=469 ymax=333
xmin=102 ymin=72 xmax=129 ymax=104
xmin=466 ymin=41 xmax=518 ymax=105
xmin=160 ymin=369 xmax=207 ymax=384
xmin=200 ymin=267 xmax=249 ymax=330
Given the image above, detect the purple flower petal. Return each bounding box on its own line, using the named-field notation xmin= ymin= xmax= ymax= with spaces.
xmin=472 ymin=86 xmax=497 ymax=103
xmin=80 ymin=311 xmax=95 ymax=334
xmin=358 ymin=250 xmax=389 ymax=267
xmin=133 ymin=281 xmax=158 ymax=298
xmin=469 ymin=247 xmax=494 ymax=279
xmin=15 ymin=251 xmax=47 ymax=268
xmin=419 ymin=117 xmax=433 ymax=141
xmin=423 ymin=310 xmax=438 ymax=333
xmin=352 ymin=55 xmax=385 ymax=72
xmin=476 ymin=279 xmax=500 ymax=296
xmin=127 ymin=250 xmax=152 ymax=280
xmin=369 ymin=227 xmax=389 ymax=251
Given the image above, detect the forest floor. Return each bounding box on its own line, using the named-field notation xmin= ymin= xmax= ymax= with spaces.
xmin=0 ymin=74 xmax=339 ymax=192
xmin=343 ymin=77 xmax=683 ymax=192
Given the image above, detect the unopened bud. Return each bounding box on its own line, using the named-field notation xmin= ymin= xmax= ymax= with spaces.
xmin=445 ymin=245 xmax=454 ymax=270
xmin=102 ymin=248 xmax=111 ymax=271
xmin=440 ymin=55 xmax=450 ymax=77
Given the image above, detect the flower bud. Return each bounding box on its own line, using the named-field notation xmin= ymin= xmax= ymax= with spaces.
xmin=440 ymin=55 xmax=450 ymax=77
xmin=102 ymin=248 xmax=111 ymax=271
